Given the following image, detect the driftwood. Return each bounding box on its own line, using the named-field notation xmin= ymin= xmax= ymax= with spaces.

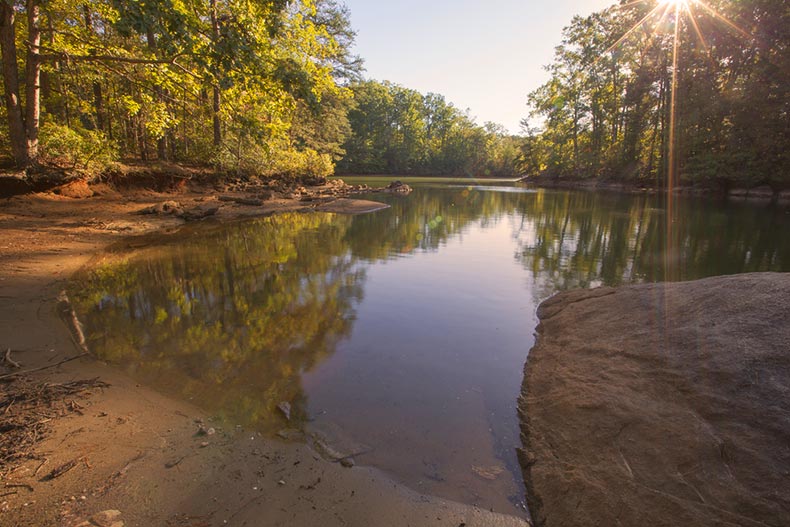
xmin=218 ymin=195 xmax=264 ymax=206
xmin=57 ymin=291 xmax=89 ymax=354
xmin=0 ymin=291 xmax=91 ymax=381
xmin=178 ymin=206 xmax=219 ymax=221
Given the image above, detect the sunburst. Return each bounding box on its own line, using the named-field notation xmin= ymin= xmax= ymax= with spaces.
xmin=603 ymin=0 xmax=753 ymax=282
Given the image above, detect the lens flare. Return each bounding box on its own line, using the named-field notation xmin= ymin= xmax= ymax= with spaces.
xmin=603 ymin=0 xmax=754 ymax=284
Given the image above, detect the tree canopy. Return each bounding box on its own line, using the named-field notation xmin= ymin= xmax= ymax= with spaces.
xmin=0 ymin=0 xmax=360 ymax=176
xmin=520 ymin=0 xmax=790 ymax=189
xmin=337 ymin=80 xmax=521 ymax=177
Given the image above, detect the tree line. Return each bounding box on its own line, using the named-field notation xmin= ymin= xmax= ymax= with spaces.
xmin=0 ymin=0 xmax=521 ymax=180
xmin=337 ymin=80 xmax=521 ymax=177
xmin=0 ymin=0 xmax=360 ymax=177
xmin=520 ymin=0 xmax=789 ymax=189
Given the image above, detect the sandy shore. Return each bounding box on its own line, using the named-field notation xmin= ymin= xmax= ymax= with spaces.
xmin=0 ymin=186 xmax=528 ymax=526
xmin=519 ymin=274 xmax=790 ymax=527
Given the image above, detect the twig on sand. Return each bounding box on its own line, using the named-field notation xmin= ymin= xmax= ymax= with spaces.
xmin=40 ymin=457 xmax=85 ymax=481
xmin=1 ymin=378 xmax=108 ymax=473
xmin=331 ymin=448 xmax=374 ymax=464
xmin=164 ymin=456 xmax=186 ymax=469
xmin=3 ymin=349 xmax=21 ymax=369
xmin=33 ymin=458 xmax=49 ymax=477
xmin=0 ymin=353 xmax=88 ymax=380
xmin=4 ymin=483 xmax=34 ymax=492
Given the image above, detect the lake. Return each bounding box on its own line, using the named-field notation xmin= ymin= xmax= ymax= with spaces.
xmin=69 ymin=181 xmax=790 ymax=518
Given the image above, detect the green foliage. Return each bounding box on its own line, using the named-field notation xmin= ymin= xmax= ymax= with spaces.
xmin=523 ymin=0 xmax=790 ymax=188
xmin=0 ymin=0 xmax=356 ymax=176
xmin=39 ymin=123 xmax=118 ymax=177
xmin=214 ymin=137 xmax=333 ymax=178
xmin=337 ymin=81 xmax=520 ymax=177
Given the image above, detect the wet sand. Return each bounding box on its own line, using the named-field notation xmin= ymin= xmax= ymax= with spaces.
xmin=0 ymin=187 xmax=528 ymax=526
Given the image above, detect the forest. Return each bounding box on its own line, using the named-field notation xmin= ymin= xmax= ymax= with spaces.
xmin=522 ymin=0 xmax=789 ymax=189
xmin=0 ymin=0 xmax=787 ymax=185
xmin=0 ymin=0 xmax=521 ymax=179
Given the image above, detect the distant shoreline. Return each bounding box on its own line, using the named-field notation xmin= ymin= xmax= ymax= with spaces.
xmin=520 ymin=174 xmax=790 ymax=203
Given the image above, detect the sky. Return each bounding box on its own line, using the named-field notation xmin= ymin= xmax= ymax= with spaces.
xmin=342 ymin=0 xmax=615 ymax=134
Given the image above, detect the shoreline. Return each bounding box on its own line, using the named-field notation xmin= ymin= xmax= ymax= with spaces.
xmin=520 ymin=175 xmax=790 ymax=203
xmin=519 ymin=275 xmax=790 ymax=527
xmin=0 ymin=184 xmax=528 ymax=526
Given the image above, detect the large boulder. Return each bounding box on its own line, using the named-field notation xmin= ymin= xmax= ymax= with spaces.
xmin=520 ymin=274 xmax=790 ymax=527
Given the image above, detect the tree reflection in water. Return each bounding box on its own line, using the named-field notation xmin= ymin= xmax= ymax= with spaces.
xmin=69 ymin=186 xmax=790 ymax=515
xmin=71 ymin=213 xmax=365 ymax=431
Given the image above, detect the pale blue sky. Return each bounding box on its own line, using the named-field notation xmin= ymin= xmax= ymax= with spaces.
xmin=342 ymin=0 xmax=615 ymax=134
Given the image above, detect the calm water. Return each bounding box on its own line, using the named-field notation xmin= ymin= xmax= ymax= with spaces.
xmin=70 ymin=184 xmax=790 ymax=517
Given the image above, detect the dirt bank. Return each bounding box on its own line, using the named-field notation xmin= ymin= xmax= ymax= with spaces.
xmin=519 ymin=274 xmax=790 ymax=527
xmin=0 ymin=185 xmax=527 ymax=526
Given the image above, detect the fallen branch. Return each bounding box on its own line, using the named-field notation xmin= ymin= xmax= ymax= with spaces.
xmin=218 ymin=195 xmax=264 ymax=206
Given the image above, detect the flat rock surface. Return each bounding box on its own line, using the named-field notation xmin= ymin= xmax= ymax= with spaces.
xmin=519 ymin=273 xmax=790 ymax=527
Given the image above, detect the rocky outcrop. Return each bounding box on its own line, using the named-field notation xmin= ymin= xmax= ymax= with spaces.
xmin=520 ymin=274 xmax=790 ymax=527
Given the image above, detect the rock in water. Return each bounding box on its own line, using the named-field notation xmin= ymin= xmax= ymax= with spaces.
xmin=383 ymin=180 xmax=413 ymax=194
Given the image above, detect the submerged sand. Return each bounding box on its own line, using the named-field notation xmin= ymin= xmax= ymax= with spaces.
xmin=0 ymin=188 xmax=527 ymax=526
xmin=519 ymin=274 xmax=790 ymax=527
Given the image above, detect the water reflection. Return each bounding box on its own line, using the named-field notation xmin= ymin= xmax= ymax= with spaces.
xmin=71 ymin=213 xmax=364 ymax=431
xmin=70 ymin=187 xmax=790 ymax=517
xmin=511 ymin=191 xmax=790 ymax=296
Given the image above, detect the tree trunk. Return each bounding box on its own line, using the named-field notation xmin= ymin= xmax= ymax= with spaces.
xmin=0 ymin=1 xmax=27 ymax=166
xmin=145 ymin=28 xmax=168 ymax=161
xmin=93 ymin=82 xmax=104 ymax=131
xmin=212 ymin=85 xmax=221 ymax=146
xmin=210 ymin=0 xmax=222 ymax=146
xmin=25 ymin=0 xmax=41 ymax=163
xmin=84 ymin=6 xmax=104 ymax=132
